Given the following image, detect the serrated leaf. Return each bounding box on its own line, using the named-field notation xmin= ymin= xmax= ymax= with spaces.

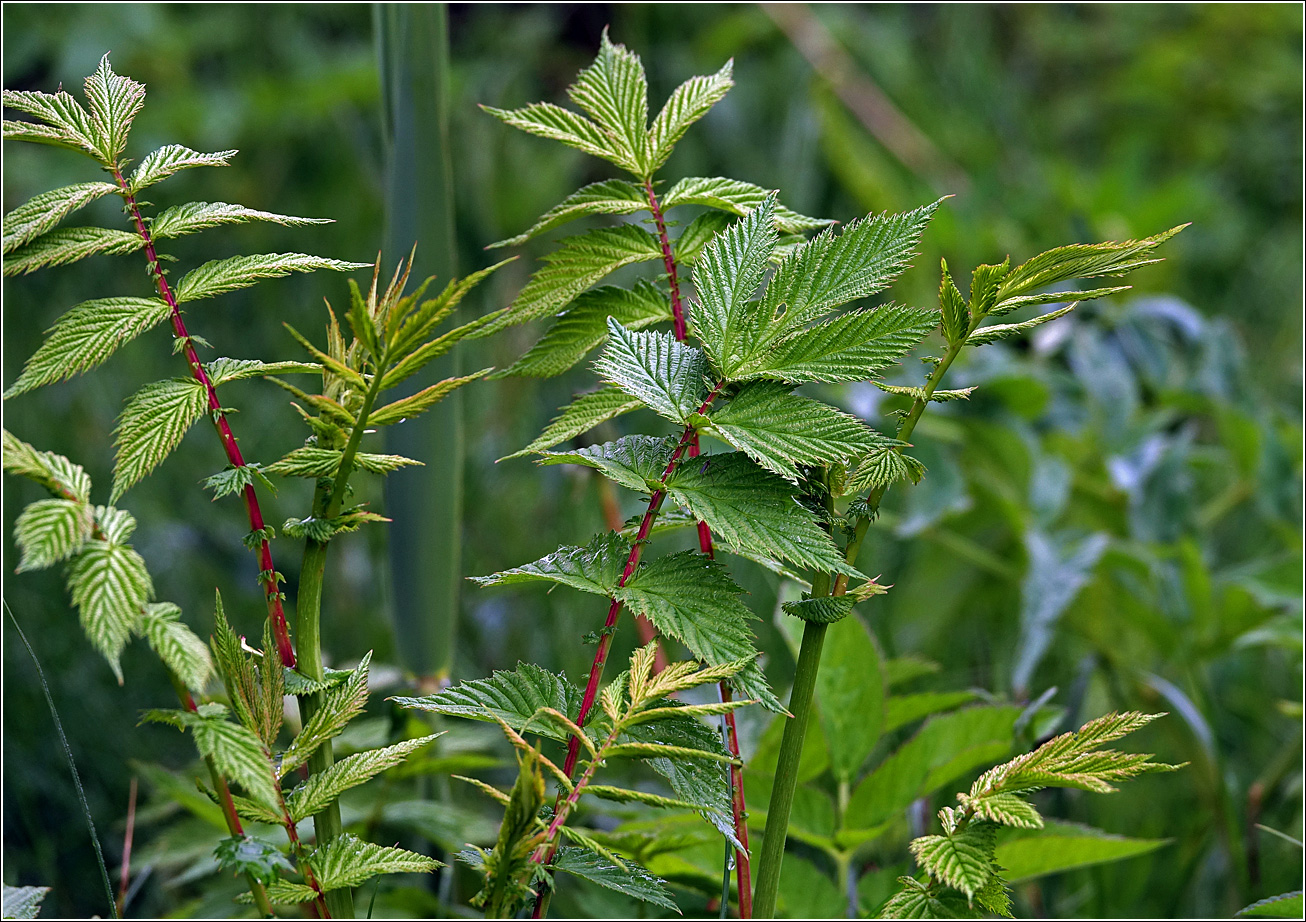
xmin=965 ymin=305 xmax=1075 ymax=347
xmin=967 ymin=260 xmax=1009 ymax=320
xmin=878 ymin=876 xmax=959 ymax=919
xmin=367 ymin=369 xmax=487 ymax=426
xmin=847 ymin=446 xmax=927 ymax=495
xmin=3 ymin=430 xmax=92 ymax=502
xmin=3 ymin=226 xmax=142 ymax=276
xmin=13 ymin=498 xmax=93 ymax=571
xmin=283 ymin=665 xmax=352 ymax=696
xmin=111 ymin=377 xmax=208 ymax=500
xmin=1239 ymin=892 xmax=1306 ymax=918
xmin=481 ymin=225 xmax=663 ymax=334
xmin=688 ymin=195 xmax=777 ymax=374
xmin=484 ymin=100 xmax=627 ymax=169
xmin=620 ymin=551 xmax=778 ymax=710
xmin=393 ymin=663 xmax=583 ymax=741
xmin=568 ymin=29 xmax=651 ymax=176
xmin=82 ymin=54 xmax=145 ymax=163
xmin=472 ymin=532 xmax=628 ymax=596
xmin=490 ymin=179 xmax=649 ymax=248
xmin=2 ymin=85 xmax=98 ymax=156
xmin=214 ymin=835 xmax=295 ymax=886
xmin=595 ymin=320 xmax=711 ymax=423
xmin=66 ymin=539 xmax=151 ymax=681
xmin=647 ymin=60 xmax=733 ymax=172
xmin=149 ymin=202 xmax=330 ymax=240
xmin=174 ymin=252 xmax=367 ymax=304
xmin=672 ymin=211 xmax=735 ymax=266
xmin=92 ymin=505 xmax=135 ymax=545
xmin=1 ymin=885 xmax=51 ymax=921
xmin=203 ymin=357 xmax=317 ymax=387
xmin=552 ymin=846 xmax=679 ymax=912
xmin=666 ymin=452 xmax=860 ymax=576
xmin=707 ymin=382 xmax=890 ymax=481
xmin=973 ymin=872 xmax=1014 ymax=918
xmin=308 ymin=833 xmax=441 ymax=891
xmin=280 ymin=653 xmax=371 ymax=777
xmin=961 ymin=792 xmax=1043 ymax=829
xmin=996 ymin=226 xmax=1185 ymax=301
xmin=738 ymin=304 xmax=939 ymax=384
xmin=286 ymin=735 xmax=440 ymax=821
xmin=939 ymin=259 xmax=969 ymax=345
xmin=661 ymin=176 xmax=831 ymax=234
xmin=537 ymin=435 xmax=674 ymax=494
xmin=910 ymin=823 xmax=996 ymax=898
xmin=994 ymin=821 xmax=1170 ymax=884
xmin=236 ymin=880 xmax=320 ymax=906
xmin=6 ymin=296 xmax=173 ymax=397
xmin=989 ymin=285 xmax=1130 ymax=318
xmin=266 ymin=446 xmax=422 ymax=479
xmin=623 ymin=709 xmax=738 ymax=845
xmin=782 ymin=597 xmax=853 ymax=624
xmin=875 ymin=383 xmax=976 ymax=403
xmin=202 ymin=463 xmax=277 ymax=501
xmin=139 ymin=601 xmax=212 ymax=692
xmin=499 ymin=280 xmax=671 ymax=378
xmin=3 ymin=181 xmax=119 ymax=252
xmin=188 ymin=711 xmax=278 ymax=809
xmin=129 ymin=144 xmax=237 ymax=193
xmin=503 ymin=385 xmax=644 ymax=459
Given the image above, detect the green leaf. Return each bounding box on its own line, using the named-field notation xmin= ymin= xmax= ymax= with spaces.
xmin=280 ymin=653 xmax=371 ymax=777
xmin=666 ymin=452 xmax=860 ymax=576
xmin=1 ymin=885 xmax=51 ymax=921
xmin=816 ymin=613 xmax=886 ymax=783
xmin=551 ymin=847 xmax=678 ymax=912
xmin=973 ymin=872 xmax=1014 ymax=918
xmin=499 ymin=280 xmax=671 ymax=378
xmin=214 ymin=835 xmax=295 ymax=886
xmin=202 ymin=463 xmax=277 ymax=501
xmin=67 ymin=538 xmax=151 ymax=682
xmin=689 ymin=194 xmax=777 ymax=374
xmin=966 ymin=260 xmax=1009 ymax=320
xmin=483 ymin=100 xmax=628 ymax=169
xmin=266 ymin=447 xmax=421 ymax=479
xmin=994 ymin=821 xmax=1170 ymax=883
xmin=203 ymin=357 xmax=318 ymax=387
xmin=2 ymin=430 xmax=92 ymax=502
xmin=661 ymin=176 xmax=832 ymax=234
xmin=737 ymin=305 xmax=939 ymax=384
xmin=620 ymin=551 xmax=778 ymax=710
xmin=2 ymin=85 xmax=98 ymax=156
xmin=623 ymin=709 xmax=738 ymax=844
xmin=111 ymin=377 xmax=208 ymax=501
xmin=481 ymin=225 xmax=663 ymax=334
xmin=503 ymin=385 xmax=644 ymax=459
xmin=875 ymin=383 xmax=976 ymax=403
xmin=537 ymin=435 xmax=674 ymax=494
xmin=988 ymin=285 xmax=1130 ymax=318
xmin=92 ymin=505 xmax=136 ymax=544
xmin=965 ymin=305 xmax=1076 ymax=348
xmin=1240 ymin=892 xmax=1306 ymax=918
xmin=128 ymin=144 xmax=237 ymax=193
xmin=707 ymin=382 xmax=890 ymax=481
xmin=190 ymin=712 xmax=278 ymax=810
xmin=595 ymin=320 xmax=711 ymax=423
xmin=13 ymin=498 xmax=93 ymax=571
xmin=846 ymin=446 xmax=927 ymax=496
xmin=583 ymin=784 xmax=709 ymax=812
xmin=910 ymin=823 xmax=997 ymax=899
xmin=647 ymin=60 xmax=734 ymax=172
xmin=939 ymin=259 xmax=969 ymax=345
xmin=174 ymin=253 xmax=368 ymax=304
xmin=286 ymin=735 xmax=440 ymax=821
xmin=3 ymin=181 xmax=119 ymax=252
xmin=996 ymin=226 xmax=1186 ymax=302
xmin=5 ymin=297 xmax=172 ymax=397
xmin=82 ymin=54 xmax=145 ymax=163
xmin=673 ymin=211 xmax=734 ymax=266
xmin=472 ymin=532 xmax=628 ymax=596
xmin=885 ymin=691 xmax=978 ymax=734
xmin=758 ymin=201 xmax=940 ymax=343
xmin=239 ymin=880 xmax=320 ymax=906
xmin=783 ymin=597 xmax=853 ymax=624
xmin=367 ymin=369 xmax=488 ymax=426
xmin=392 ymin=663 xmax=583 ymax=741
xmin=961 ymin=793 xmax=1043 ymax=830
xmin=3 ymin=226 xmax=142 ymax=276
xmin=138 ymin=601 xmax=213 ymax=692
xmin=150 ymin=202 xmax=330 ymax=240
xmin=307 ymin=833 xmax=441 ymax=891
xmin=877 ymin=875 xmax=959 ymax=919
xmin=490 ymin=179 xmax=649 ymax=248
xmin=568 ymin=29 xmax=651 ymax=176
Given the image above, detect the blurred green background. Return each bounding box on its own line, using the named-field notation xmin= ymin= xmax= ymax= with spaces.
xmin=3 ymin=4 xmax=1301 ymax=918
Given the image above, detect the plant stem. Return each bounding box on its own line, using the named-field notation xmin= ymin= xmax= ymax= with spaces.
xmin=597 ymin=475 xmax=667 ymax=672
xmin=111 ymin=168 xmax=295 ymax=668
xmin=116 ymin=776 xmax=137 ymax=917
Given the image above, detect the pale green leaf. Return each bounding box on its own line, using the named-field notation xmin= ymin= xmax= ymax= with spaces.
xmin=874 ymin=383 xmax=976 ymax=403
xmin=910 ymin=823 xmax=996 ymax=898
xmin=67 ymin=538 xmax=152 ymax=681
xmin=204 ymin=357 xmax=319 ymax=387
xmin=595 ymin=320 xmax=711 ymax=423
xmin=138 ymin=601 xmax=213 ymax=692
xmin=174 ymin=252 xmax=368 ymax=304
xmin=471 ymin=532 xmax=627 ymax=597
xmin=939 ymin=259 xmax=969 ymax=345
xmin=647 ymin=60 xmax=734 ymax=172
xmin=996 ymin=226 xmax=1186 ymax=301
xmin=846 ymin=446 xmax=927 ymax=496
xmin=490 ymin=178 xmax=649 ymax=248
xmin=236 ymin=880 xmax=320 ymax=906
xmin=111 ymin=377 xmax=208 ymax=501
xmin=266 ymin=446 xmax=422 ymax=479
xmin=5 ymin=297 xmax=172 ymax=397
xmin=672 ymin=211 xmax=734 ymax=266
xmin=816 ymin=613 xmax=886 ymax=783
xmin=82 ymin=54 xmax=145 ymax=163
xmin=13 ymin=498 xmax=93 ymax=572
xmin=707 ymin=381 xmax=891 ymax=481
xmin=568 ymin=29 xmax=651 ymax=176
xmin=503 ymin=385 xmax=644 ymax=459
xmin=483 ymin=100 xmax=628 ymax=168
xmin=1 ymin=885 xmax=50 ymax=920
xmin=129 ymin=144 xmax=237 ymax=193
xmin=551 ymin=847 xmax=678 ymax=912
xmin=666 ymin=451 xmax=860 ymax=576
xmin=965 ymin=305 xmax=1076 ymax=347
xmin=2 ymin=86 xmax=98 ymax=156
xmin=367 ymin=369 xmax=488 ymax=426
xmin=308 ymin=833 xmax=441 ymax=891
xmin=3 ymin=181 xmax=118 ymax=252
xmin=2 ymin=430 xmax=92 ymax=501
xmin=189 ymin=715 xmax=278 ymax=810
xmin=286 ymin=734 xmax=440 ymax=821
xmin=994 ymin=820 xmax=1170 ymax=884
xmin=149 ymin=202 xmax=330 ymax=240
xmin=392 ymin=663 xmax=583 ymax=741
xmin=3 ymin=226 xmax=142 ymax=276
xmin=499 ymin=280 xmax=671 ymax=378
xmin=988 ymin=285 xmax=1130 ymax=318
xmin=537 ymin=435 xmax=674 ymax=494
xmin=661 ymin=176 xmax=831 ymax=234
xmin=479 ymin=224 xmax=663 ymax=334
xmin=280 ymin=653 xmax=371 ymax=777
xmin=961 ymin=792 xmax=1043 ymax=829
xmin=878 ymin=876 xmax=956 ymax=919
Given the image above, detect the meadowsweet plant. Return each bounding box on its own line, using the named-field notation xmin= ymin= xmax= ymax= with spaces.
xmin=3 ymin=56 xmax=498 ymax=917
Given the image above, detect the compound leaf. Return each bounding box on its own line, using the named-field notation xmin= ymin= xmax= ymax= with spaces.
xmin=129 ymin=144 xmax=237 ymax=193
xmin=594 ymin=320 xmax=711 ymax=424
xmin=149 ymin=202 xmax=330 ymax=240
xmin=537 ymin=435 xmax=674 ymax=494
xmin=308 ymin=833 xmax=441 ymax=891
xmin=67 ymin=538 xmax=151 ymax=682
xmin=286 ymin=734 xmax=440 ymax=821
xmin=3 ymin=181 xmax=119 ymax=252
xmin=174 ymin=253 xmax=367 ymax=304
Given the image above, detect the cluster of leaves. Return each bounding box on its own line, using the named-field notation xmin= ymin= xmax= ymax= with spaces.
xmin=397 ymin=644 xmax=753 ymax=917
xmin=880 ymin=711 xmax=1182 ymax=918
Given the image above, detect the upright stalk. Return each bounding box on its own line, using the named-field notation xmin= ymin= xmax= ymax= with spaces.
xmin=111 ymin=168 xmax=295 ymax=668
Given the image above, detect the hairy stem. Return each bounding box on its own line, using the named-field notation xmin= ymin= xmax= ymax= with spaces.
xmin=111 ymin=168 xmax=295 ymax=667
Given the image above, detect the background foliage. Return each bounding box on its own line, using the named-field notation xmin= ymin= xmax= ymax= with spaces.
xmin=3 ymin=4 xmax=1301 ymax=918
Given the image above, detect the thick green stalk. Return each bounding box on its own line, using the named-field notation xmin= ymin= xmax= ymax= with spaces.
xmin=376 ymin=2 xmax=463 ymax=687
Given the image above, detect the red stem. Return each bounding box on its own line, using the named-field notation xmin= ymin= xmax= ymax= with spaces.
xmin=111 ymin=168 xmax=295 ymax=668
xmin=645 ymin=178 xmax=687 ymax=340
xmin=116 ymin=776 xmax=138 ymax=916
